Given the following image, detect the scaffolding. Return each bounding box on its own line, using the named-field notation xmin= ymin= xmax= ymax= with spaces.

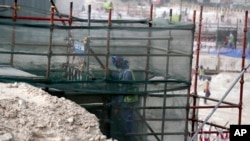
xmin=0 ymin=1 xmax=248 ymax=141
xmin=189 ymin=6 xmax=249 ymax=141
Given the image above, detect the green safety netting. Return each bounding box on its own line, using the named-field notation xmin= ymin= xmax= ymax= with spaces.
xmin=0 ymin=16 xmax=194 ymax=94
xmin=0 ymin=1 xmax=195 ymax=140
xmin=0 ymin=25 xmax=194 ymax=92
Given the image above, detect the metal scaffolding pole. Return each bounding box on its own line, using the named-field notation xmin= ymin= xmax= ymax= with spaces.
xmin=191 ymin=5 xmax=203 ymax=136
xmin=189 ymin=63 xmax=250 ymax=141
xmin=141 ymin=3 xmax=154 ymax=141
xmin=238 ymin=10 xmax=248 ymax=125
xmin=46 ymin=6 xmax=55 ymax=79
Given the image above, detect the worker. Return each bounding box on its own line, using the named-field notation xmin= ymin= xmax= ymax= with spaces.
xmin=162 ymin=10 xmax=167 ymax=19
xmin=203 ymin=76 xmax=211 ymax=104
xmin=220 ymin=10 xmax=225 ymax=22
xmin=118 ymin=12 xmax=122 ymax=20
xmin=109 ymin=56 xmax=138 ymax=141
xmin=199 ymin=65 xmax=205 ymax=81
xmin=103 ymin=1 xmax=113 ymax=13
xmin=227 ymin=33 xmax=234 ymax=49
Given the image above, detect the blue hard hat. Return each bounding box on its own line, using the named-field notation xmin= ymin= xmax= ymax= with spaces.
xmin=111 ymin=56 xmax=124 ymax=67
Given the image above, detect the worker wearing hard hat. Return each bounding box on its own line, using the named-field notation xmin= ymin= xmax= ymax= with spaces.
xmin=109 ymin=56 xmax=138 ymax=141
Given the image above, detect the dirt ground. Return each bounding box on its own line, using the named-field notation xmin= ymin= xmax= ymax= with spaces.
xmin=0 ymin=82 xmax=108 ymax=141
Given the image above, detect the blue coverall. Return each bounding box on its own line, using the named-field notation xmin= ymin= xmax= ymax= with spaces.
xmin=110 ymin=61 xmax=137 ymax=141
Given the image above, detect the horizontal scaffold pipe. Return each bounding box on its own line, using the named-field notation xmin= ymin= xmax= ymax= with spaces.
xmin=89 ymin=36 xmax=173 ymax=40
xmin=190 ymin=93 xmax=237 ymax=105
xmin=143 ymin=118 xmax=186 ymax=121
xmin=0 ymin=76 xmax=45 ymax=80
xmin=0 ymin=76 xmax=188 ymax=84
xmin=190 ymin=131 xmax=229 ymax=134
xmin=61 ymin=87 xmax=190 ymax=96
xmin=0 ymin=43 xmax=191 ymax=56
xmin=16 ymin=16 xmax=69 ymax=22
xmin=147 ymin=94 xmax=187 ymax=97
xmin=0 ymin=51 xmax=48 ymax=56
xmin=130 ymin=132 xmax=185 ymax=136
xmin=0 ymin=12 xmax=148 ymax=24
xmin=56 ymin=13 xmax=149 ymax=24
xmin=0 ymin=15 xmax=69 ymax=22
xmin=0 ymin=42 xmax=69 ymax=47
xmin=190 ymin=119 xmax=230 ymax=130
xmin=93 ymin=45 xmax=168 ymax=52
xmin=0 ymin=42 xmax=190 ymax=55
xmin=0 ymin=51 xmax=191 ymax=57
xmin=190 ymin=105 xmax=239 ymax=109
xmin=136 ymin=106 xmax=187 ymax=109
xmin=54 ymin=53 xmax=190 ymax=57
xmin=0 ymin=20 xmax=194 ymax=30
xmin=72 ymin=18 xmax=149 ymax=24
xmin=0 ymin=42 xmax=166 ymax=50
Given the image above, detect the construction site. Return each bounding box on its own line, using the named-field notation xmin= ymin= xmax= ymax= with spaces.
xmin=0 ymin=0 xmax=250 ymax=141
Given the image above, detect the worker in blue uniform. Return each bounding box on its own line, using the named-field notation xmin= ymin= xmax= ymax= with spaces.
xmin=109 ymin=56 xmax=138 ymax=141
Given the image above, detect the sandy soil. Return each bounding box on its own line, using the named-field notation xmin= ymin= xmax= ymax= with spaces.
xmin=0 ymin=82 xmax=108 ymax=141
xmin=190 ymin=55 xmax=250 ymax=140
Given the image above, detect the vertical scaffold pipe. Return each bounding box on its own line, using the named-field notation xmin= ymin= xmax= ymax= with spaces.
xmin=143 ymin=3 xmax=161 ymax=141
xmin=108 ymin=8 xmax=112 ymax=26
xmin=88 ymin=4 xmax=91 ymax=33
xmin=169 ymin=9 xmax=172 ymax=22
xmin=179 ymin=0 xmax=183 ymax=21
xmin=11 ymin=25 xmax=15 ymax=67
xmin=105 ymin=8 xmax=112 ymax=78
xmin=189 ymin=63 xmax=250 ymax=141
xmin=149 ymin=4 xmax=153 ymax=27
xmin=68 ymin=2 xmax=73 ymax=71
xmin=50 ymin=0 xmax=69 ymax=25
xmin=49 ymin=0 xmax=73 ymax=80
xmin=11 ymin=0 xmax=17 ymax=67
xmin=161 ymin=7 xmax=173 ymax=141
xmin=238 ymin=11 xmax=248 ymax=125
xmin=46 ymin=6 xmax=55 ymax=79
xmin=192 ymin=6 xmax=203 ymax=137
xmin=50 ymin=6 xmax=55 ymax=25
xmin=12 ymin=0 xmax=17 ymax=22
xmin=86 ymin=4 xmax=91 ymax=80
xmin=187 ymin=9 xmax=196 ymax=141
xmin=69 ymin=2 xmax=73 ymax=26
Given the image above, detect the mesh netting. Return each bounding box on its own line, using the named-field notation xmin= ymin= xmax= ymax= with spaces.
xmin=0 ymin=16 xmax=194 ymax=94
xmin=0 ymin=1 xmax=195 ymax=140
